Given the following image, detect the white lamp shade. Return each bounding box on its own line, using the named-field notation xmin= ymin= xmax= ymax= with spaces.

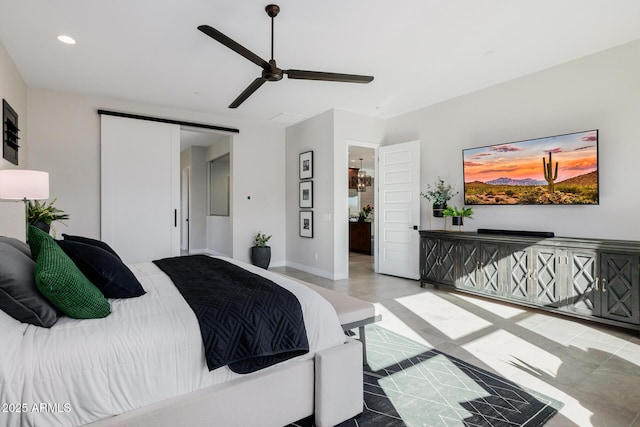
xmin=0 ymin=170 xmax=50 ymax=200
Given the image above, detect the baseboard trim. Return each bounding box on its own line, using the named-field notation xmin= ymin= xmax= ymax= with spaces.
xmin=285 ymin=261 xmax=346 ymax=280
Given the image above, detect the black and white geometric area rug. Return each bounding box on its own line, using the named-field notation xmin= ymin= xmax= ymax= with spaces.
xmin=291 ymin=325 xmax=563 ymax=427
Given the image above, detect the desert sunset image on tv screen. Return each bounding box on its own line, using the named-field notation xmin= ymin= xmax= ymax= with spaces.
xmin=463 ymin=130 xmax=599 ymax=205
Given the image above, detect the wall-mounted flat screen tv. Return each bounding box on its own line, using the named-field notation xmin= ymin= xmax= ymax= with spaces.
xmin=463 ymin=129 xmax=599 ymax=205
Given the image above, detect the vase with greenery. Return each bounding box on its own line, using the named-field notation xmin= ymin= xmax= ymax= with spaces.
xmin=250 ymin=232 xmax=272 ymax=269
xmin=27 ymin=199 xmax=69 ymax=237
xmin=421 ymin=177 xmax=458 ymax=217
xmin=442 ymin=206 xmax=473 ymax=227
xmin=358 ymin=204 xmax=373 ymax=222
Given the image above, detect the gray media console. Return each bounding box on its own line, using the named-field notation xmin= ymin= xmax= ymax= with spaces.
xmin=419 ymin=230 xmax=640 ymax=331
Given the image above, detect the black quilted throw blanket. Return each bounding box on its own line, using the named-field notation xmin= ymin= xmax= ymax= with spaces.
xmin=153 ymin=255 xmax=309 ymax=374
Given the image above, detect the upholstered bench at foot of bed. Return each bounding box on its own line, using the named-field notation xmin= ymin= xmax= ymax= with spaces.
xmin=84 ymin=338 xmax=363 ymax=427
xmin=315 ymin=338 xmax=364 ymax=427
xmin=290 ymin=280 xmax=381 ymax=364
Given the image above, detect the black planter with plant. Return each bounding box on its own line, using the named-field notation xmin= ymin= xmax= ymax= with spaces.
xmin=27 ymin=199 xmax=69 ymax=237
xmin=442 ymin=206 xmax=474 ymax=228
xmin=250 ymin=232 xmax=272 ymax=269
xmin=421 ymin=178 xmax=458 ymax=218
xmin=432 ymin=203 xmax=447 ymax=218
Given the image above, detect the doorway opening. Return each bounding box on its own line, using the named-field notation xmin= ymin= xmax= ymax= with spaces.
xmin=347 ymin=142 xmax=378 ymax=278
xmin=180 ymin=128 xmax=233 ymax=257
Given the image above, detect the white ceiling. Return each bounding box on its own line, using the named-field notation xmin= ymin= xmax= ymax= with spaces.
xmin=1 ymin=1 xmax=639 ymax=126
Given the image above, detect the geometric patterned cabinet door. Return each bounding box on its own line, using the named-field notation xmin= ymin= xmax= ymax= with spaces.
xmin=457 ymin=242 xmax=501 ymax=295
xmin=565 ymin=250 xmax=599 ymax=317
xmin=420 ymin=239 xmax=439 ymax=281
xmin=478 ymin=243 xmax=504 ymax=295
xmin=480 ymin=243 xmax=501 ymax=296
xmin=420 ymin=237 xmax=457 ymax=287
xmin=505 ymin=245 xmax=532 ymax=302
xmin=599 ymin=253 xmax=640 ymax=324
xmin=438 ymin=239 xmax=457 ymax=286
xmin=532 ymin=247 xmax=563 ymax=308
xmin=421 ymin=237 xmax=440 ymax=283
xmin=458 ymin=241 xmax=480 ymax=292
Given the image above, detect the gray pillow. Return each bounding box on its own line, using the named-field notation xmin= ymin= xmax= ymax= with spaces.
xmin=0 ymin=242 xmax=60 ymax=327
xmin=0 ymin=236 xmax=32 ymax=258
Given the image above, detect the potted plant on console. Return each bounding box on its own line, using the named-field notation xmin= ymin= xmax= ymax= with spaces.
xmin=251 ymin=232 xmax=272 ymax=269
xmin=421 ymin=177 xmax=458 ymax=217
xmin=443 ymin=206 xmax=474 ymax=228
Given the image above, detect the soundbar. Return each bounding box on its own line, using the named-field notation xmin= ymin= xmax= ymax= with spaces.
xmin=477 ymin=229 xmax=555 ymax=238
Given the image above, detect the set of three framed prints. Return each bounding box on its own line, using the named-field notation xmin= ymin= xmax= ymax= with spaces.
xmin=298 ymin=151 xmax=313 ymax=238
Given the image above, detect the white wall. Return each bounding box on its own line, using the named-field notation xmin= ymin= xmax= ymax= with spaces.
xmin=26 ymin=88 xmax=286 ymax=264
xmin=286 ymin=110 xmax=335 ymax=277
xmin=0 ymin=39 xmax=27 ymax=169
xmin=188 ymin=146 xmax=208 ymax=252
xmin=385 ymin=39 xmax=640 ymax=241
xmin=206 ymin=138 xmax=232 ymax=258
xmin=285 ymin=109 xmax=385 ymax=279
xmin=0 ymin=40 xmax=28 ymax=238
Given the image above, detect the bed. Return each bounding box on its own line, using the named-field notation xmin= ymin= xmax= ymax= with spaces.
xmin=0 ymin=222 xmax=363 ymax=427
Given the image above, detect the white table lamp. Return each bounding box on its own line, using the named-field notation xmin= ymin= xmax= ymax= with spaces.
xmin=0 ymin=169 xmax=50 ymax=238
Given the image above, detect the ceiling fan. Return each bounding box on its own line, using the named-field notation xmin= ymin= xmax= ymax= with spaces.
xmin=198 ymin=4 xmax=374 ymax=108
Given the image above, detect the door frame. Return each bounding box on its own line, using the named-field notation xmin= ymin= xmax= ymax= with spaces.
xmin=181 ymin=166 xmax=190 ymax=251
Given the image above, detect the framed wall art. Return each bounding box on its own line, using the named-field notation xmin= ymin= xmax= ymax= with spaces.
xmin=299 ymin=181 xmax=313 ymax=208
xmin=299 ymin=211 xmax=313 ymax=238
xmin=299 ymin=150 xmax=313 ymax=180
xmin=3 ymin=99 xmax=19 ymax=165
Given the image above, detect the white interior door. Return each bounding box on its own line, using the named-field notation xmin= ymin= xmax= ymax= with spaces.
xmin=377 ymin=140 xmax=421 ymax=279
xmin=101 ymin=115 xmax=180 ymax=263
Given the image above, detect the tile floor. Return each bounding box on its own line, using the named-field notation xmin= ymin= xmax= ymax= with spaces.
xmin=272 ymin=253 xmax=640 ymax=427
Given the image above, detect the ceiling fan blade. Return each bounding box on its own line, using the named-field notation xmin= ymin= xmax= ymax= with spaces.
xmin=198 ymin=25 xmax=270 ymax=69
xmin=285 ymin=69 xmax=374 ymax=84
xmin=229 ymin=78 xmax=267 ymax=108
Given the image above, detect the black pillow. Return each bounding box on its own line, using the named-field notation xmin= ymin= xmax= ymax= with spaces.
xmin=0 ymin=236 xmax=32 ymax=258
xmin=62 ymin=234 xmax=121 ymax=260
xmin=0 ymin=242 xmax=60 ymax=327
xmin=56 ymin=240 xmax=145 ymax=298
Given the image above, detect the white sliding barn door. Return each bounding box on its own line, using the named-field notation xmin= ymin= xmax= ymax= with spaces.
xmin=377 ymin=141 xmax=421 ymax=279
xmin=101 ymin=115 xmax=180 ymax=263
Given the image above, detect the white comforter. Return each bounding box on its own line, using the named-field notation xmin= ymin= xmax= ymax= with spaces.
xmin=0 ymin=257 xmax=344 ymax=427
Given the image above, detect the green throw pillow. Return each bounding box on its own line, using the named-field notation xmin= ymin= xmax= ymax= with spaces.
xmin=28 ymin=225 xmax=51 ymax=259
xmin=34 ymin=237 xmax=111 ymax=319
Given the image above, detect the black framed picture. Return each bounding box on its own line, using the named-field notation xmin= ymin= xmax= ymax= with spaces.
xmin=299 ymin=181 xmax=313 ymax=208
xmin=3 ymin=99 xmax=19 ymax=165
xmin=299 ymin=211 xmax=313 ymax=238
xmin=299 ymin=150 xmax=313 ymax=180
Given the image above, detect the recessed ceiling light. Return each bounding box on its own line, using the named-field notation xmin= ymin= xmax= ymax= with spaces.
xmin=57 ymin=35 xmax=76 ymax=45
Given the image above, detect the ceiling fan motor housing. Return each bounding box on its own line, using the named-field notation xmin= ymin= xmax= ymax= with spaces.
xmin=263 ymin=59 xmax=283 ymax=81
